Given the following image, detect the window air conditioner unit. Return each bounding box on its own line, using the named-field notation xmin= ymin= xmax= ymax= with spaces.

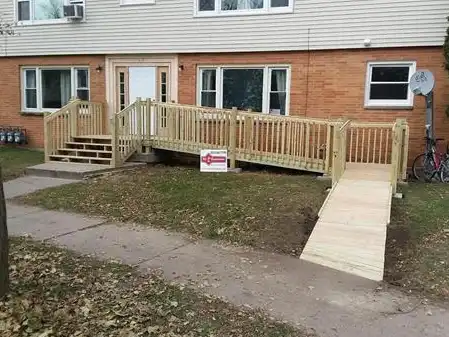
xmin=63 ymin=5 xmax=84 ymax=20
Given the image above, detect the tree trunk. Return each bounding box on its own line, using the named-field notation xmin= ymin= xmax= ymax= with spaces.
xmin=0 ymin=165 xmax=9 ymax=299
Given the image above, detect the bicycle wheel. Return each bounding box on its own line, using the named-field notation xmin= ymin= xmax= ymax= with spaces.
xmin=440 ymin=157 xmax=449 ymax=183
xmin=412 ymin=153 xmax=436 ymax=182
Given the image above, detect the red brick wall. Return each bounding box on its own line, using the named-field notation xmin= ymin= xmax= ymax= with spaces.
xmin=178 ymin=48 xmax=449 ymax=163
xmin=0 ymin=55 xmax=106 ymax=147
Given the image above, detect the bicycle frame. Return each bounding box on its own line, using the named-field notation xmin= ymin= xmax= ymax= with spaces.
xmin=424 ymin=124 xmax=448 ymax=179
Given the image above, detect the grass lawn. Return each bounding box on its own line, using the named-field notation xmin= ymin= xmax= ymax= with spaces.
xmin=0 ymin=238 xmax=310 ymax=337
xmin=386 ymin=183 xmax=449 ymax=301
xmin=18 ymin=166 xmax=328 ymax=257
xmin=0 ymin=147 xmax=44 ymax=181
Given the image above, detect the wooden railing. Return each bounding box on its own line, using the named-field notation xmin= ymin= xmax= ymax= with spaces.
xmin=330 ymin=118 xmax=409 ymax=187
xmin=151 ymin=102 xmax=233 ymax=156
xmin=148 ymin=102 xmax=337 ymax=173
xmin=111 ymin=101 xmax=137 ymax=167
xmin=44 ymin=101 xmax=77 ymax=161
xmin=347 ymin=122 xmax=394 ymax=165
xmin=44 ymin=100 xmax=105 ymax=161
xmin=75 ymin=101 xmax=105 ymax=137
xmin=109 ymin=99 xmax=409 ymax=190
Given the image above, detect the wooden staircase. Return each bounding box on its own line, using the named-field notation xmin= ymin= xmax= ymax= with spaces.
xmin=49 ymin=135 xmax=113 ymax=166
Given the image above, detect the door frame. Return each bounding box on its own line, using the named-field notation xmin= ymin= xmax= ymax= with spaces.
xmin=105 ymin=55 xmax=179 ymax=122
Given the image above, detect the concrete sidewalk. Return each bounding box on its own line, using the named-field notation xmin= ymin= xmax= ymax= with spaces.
xmin=4 ymin=176 xmax=449 ymax=337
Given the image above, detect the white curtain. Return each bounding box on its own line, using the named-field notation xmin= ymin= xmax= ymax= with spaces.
xmin=274 ymin=70 xmax=287 ymax=115
xmin=60 ymin=71 xmax=71 ymax=106
xmin=275 ymin=70 xmax=286 ymax=92
xmin=237 ymin=0 xmax=262 ymax=9
xmin=203 ymin=70 xmax=214 ymax=90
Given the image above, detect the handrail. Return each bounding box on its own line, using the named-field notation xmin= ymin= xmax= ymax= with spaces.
xmin=44 ymin=99 xmax=105 ymax=162
xmin=43 ymin=100 xmax=79 ymax=161
xmin=111 ymin=100 xmax=142 ymax=167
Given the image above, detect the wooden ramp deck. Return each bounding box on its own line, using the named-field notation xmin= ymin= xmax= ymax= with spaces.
xmin=300 ymin=163 xmax=392 ymax=281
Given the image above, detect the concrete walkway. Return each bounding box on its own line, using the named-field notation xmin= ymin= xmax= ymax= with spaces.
xmin=4 ymin=176 xmax=449 ymax=337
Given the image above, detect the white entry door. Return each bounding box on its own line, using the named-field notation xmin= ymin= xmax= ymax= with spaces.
xmin=116 ymin=66 xmax=169 ymax=136
xmin=129 ymin=67 xmax=156 ymax=102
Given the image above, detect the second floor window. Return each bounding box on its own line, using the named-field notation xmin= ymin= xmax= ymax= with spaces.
xmin=17 ymin=0 xmax=64 ymax=21
xmin=198 ymin=0 xmax=292 ymax=15
xmin=16 ymin=0 xmax=84 ymax=23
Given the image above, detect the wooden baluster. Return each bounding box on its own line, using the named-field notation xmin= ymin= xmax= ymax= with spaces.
xmin=385 ymin=129 xmax=390 ymax=164
xmin=220 ymin=113 xmax=224 ymax=147
xmin=255 ymin=116 xmax=260 ymax=156
xmin=367 ymin=128 xmax=371 ymax=164
xmin=275 ymin=120 xmax=281 ymax=161
xmin=238 ymin=112 xmax=243 ymax=155
xmin=285 ymin=120 xmax=291 ymax=163
xmin=310 ymin=123 xmax=315 ymax=162
xmin=315 ymin=123 xmax=324 ymax=163
xmin=299 ymin=122 xmax=305 ymax=163
xmin=349 ymin=127 xmax=354 ymax=163
xmin=372 ymin=129 xmax=377 ymax=163
xmin=265 ymin=117 xmax=269 ymax=155
xmin=305 ymin=122 xmax=310 ymax=166
xmin=361 ymin=128 xmax=365 ymax=163
xmin=355 ymin=128 xmax=359 ymax=163
xmin=324 ymin=123 xmax=331 ymax=173
xmin=146 ymin=99 xmax=152 ymax=142
xmin=379 ymin=129 xmax=384 ymax=164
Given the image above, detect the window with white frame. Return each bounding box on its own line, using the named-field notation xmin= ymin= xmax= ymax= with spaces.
xmin=197 ymin=0 xmax=292 ymax=16
xmin=198 ymin=66 xmax=289 ymax=115
xmin=16 ymin=0 xmax=85 ymax=23
xmin=22 ymin=67 xmax=90 ymax=112
xmin=365 ymin=62 xmax=416 ymax=108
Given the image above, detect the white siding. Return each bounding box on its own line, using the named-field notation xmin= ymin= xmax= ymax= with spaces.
xmin=0 ymin=0 xmax=448 ymax=56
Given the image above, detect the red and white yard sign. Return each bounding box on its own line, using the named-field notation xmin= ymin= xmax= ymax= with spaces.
xmin=200 ymin=149 xmax=228 ymax=172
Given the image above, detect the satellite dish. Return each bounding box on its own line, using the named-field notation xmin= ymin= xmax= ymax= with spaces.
xmin=409 ymin=70 xmax=435 ymax=96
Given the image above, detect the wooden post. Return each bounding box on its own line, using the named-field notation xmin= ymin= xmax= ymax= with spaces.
xmin=0 ymin=166 xmax=9 ymax=299
xmin=111 ymin=115 xmax=119 ymax=168
xmin=43 ymin=113 xmax=50 ymax=162
xmin=229 ymin=107 xmax=238 ymax=169
xmin=146 ymin=98 xmax=152 ymax=142
xmin=395 ymin=118 xmax=408 ymax=181
xmin=331 ymin=123 xmax=341 ymax=185
xmin=390 ymin=120 xmax=401 ymax=194
xmin=70 ymin=103 xmax=78 ymax=137
xmin=135 ymin=97 xmax=142 ymax=153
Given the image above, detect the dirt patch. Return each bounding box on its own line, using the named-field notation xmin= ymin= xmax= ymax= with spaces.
xmin=17 ymin=165 xmax=328 ymax=257
xmin=385 ymin=183 xmax=449 ymax=301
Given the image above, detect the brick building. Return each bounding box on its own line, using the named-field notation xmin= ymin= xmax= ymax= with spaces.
xmin=0 ymin=0 xmax=448 ymax=164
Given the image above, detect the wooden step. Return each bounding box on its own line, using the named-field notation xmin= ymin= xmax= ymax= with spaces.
xmin=72 ymin=135 xmax=112 ymax=145
xmin=65 ymin=142 xmax=113 ymax=151
xmin=57 ymin=148 xmax=112 ymax=157
xmin=49 ymin=154 xmax=111 ymax=165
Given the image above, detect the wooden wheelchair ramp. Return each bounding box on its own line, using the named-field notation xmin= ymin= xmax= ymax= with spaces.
xmin=300 ymin=163 xmax=392 ymax=281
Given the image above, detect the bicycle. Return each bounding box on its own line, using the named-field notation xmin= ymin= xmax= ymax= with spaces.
xmin=412 ymin=125 xmax=449 ymax=182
